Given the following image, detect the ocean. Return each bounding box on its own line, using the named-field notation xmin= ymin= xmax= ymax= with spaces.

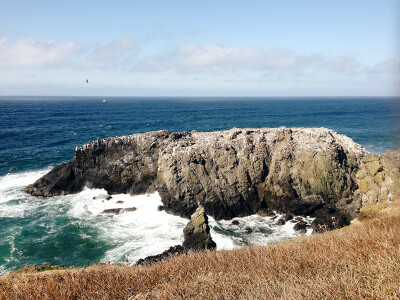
xmin=0 ymin=96 xmax=399 ymax=274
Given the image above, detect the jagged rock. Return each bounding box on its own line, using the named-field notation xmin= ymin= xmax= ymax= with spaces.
xmin=136 ymin=245 xmax=185 ymax=266
xmin=137 ymin=206 xmax=215 ymax=266
xmin=275 ymin=219 xmax=286 ymax=225
xmin=232 ymin=220 xmax=240 ymax=225
xmin=102 ymin=207 xmax=136 ymax=214
xmin=182 ymin=206 xmax=216 ymax=250
xmin=157 ymin=205 xmax=164 ymax=211
xmin=24 ymin=128 xmax=400 ymax=229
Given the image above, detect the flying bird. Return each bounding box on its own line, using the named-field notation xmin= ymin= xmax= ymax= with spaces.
xmin=86 ymin=79 xmax=89 ymax=83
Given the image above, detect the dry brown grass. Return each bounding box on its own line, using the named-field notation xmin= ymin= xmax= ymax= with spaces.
xmin=1 ymin=205 xmax=400 ymax=299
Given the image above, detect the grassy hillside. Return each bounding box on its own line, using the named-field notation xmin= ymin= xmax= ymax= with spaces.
xmin=1 ymin=203 xmax=400 ymax=299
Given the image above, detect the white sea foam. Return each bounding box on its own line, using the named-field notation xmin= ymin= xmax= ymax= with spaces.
xmin=0 ymin=168 xmax=52 ymax=218
xmin=0 ymin=168 xmax=51 ymax=203
xmin=0 ymin=167 xmax=314 ymax=270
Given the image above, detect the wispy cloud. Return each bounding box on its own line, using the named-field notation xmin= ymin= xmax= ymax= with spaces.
xmin=0 ymin=37 xmax=398 ymax=83
xmin=175 ymin=44 xmax=320 ymax=73
xmin=75 ymin=36 xmax=137 ymax=69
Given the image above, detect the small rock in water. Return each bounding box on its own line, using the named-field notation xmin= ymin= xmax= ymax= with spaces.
xmin=92 ymin=196 xmax=96 ymax=199
xmin=245 ymin=227 xmax=253 ymax=233
xmin=157 ymin=205 xmax=164 ymax=211
xmin=102 ymin=207 xmax=136 ymax=214
xmin=102 ymin=208 xmax=123 ymax=214
xmin=105 ymin=195 xmax=112 ymax=200
xmin=283 ymin=214 xmax=293 ymax=221
xmin=123 ymin=207 xmax=137 ymax=212
xmin=116 ymin=200 xmax=124 ymax=204
xmin=275 ymin=218 xmax=286 ymax=225
xmin=231 ymin=220 xmax=240 ymax=225
xmin=293 ymin=221 xmax=308 ymax=231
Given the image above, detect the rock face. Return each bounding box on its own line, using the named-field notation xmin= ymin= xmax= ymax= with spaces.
xmin=182 ymin=206 xmax=216 ymax=250
xmin=355 ymin=149 xmax=400 ymax=206
xmin=25 ymin=128 xmax=400 ymax=228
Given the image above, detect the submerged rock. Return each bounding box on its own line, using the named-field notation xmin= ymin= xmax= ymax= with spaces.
xmin=25 ymin=128 xmax=400 ymax=229
xmin=102 ymin=207 xmax=136 ymax=214
xmin=182 ymin=206 xmax=216 ymax=250
xmin=275 ymin=219 xmax=286 ymax=226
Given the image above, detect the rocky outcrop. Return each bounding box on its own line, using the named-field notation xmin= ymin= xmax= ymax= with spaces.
xmin=136 ymin=206 xmax=216 ymax=266
xmin=25 ymin=127 xmax=400 ymax=228
xmin=354 ymin=148 xmax=400 ymax=206
xmin=182 ymin=206 xmax=216 ymax=250
xmin=136 ymin=245 xmax=185 ymax=266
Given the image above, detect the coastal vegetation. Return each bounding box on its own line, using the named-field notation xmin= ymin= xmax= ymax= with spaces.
xmin=1 ymin=202 xmax=399 ymax=299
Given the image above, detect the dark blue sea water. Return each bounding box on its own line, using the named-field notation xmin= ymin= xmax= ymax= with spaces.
xmin=0 ymin=96 xmax=399 ymax=274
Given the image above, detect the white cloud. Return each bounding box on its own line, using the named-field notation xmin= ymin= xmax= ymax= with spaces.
xmin=366 ymin=59 xmax=400 ymax=75
xmin=0 ymin=38 xmax=82 ymax=67
xmin=0 ymin=36 xmax=137 ymax=70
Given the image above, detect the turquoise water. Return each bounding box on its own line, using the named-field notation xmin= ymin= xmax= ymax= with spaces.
xmin=0 ymin=97 xmax=399 ymax=274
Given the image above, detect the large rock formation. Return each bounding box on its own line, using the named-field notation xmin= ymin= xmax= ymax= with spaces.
xmin=25 ymin=128 xmax=400 ymax=227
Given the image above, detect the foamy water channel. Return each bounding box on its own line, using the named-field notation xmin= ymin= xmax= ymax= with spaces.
xmin=0 ymin=168 xmax=313 ymax=275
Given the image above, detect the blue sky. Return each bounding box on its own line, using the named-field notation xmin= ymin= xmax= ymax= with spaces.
xmin=0 ymin=0 xmax=399 ymax=96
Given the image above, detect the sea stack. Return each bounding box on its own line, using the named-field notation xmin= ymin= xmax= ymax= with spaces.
xmin=25 ymin=128 xmax=400 ymax=229
xmin=182 ymin=206 xmax=216 ymax=250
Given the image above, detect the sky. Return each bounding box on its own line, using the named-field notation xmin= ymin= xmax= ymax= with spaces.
xmin=0 ymin=0 xmax=399 ymax=97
